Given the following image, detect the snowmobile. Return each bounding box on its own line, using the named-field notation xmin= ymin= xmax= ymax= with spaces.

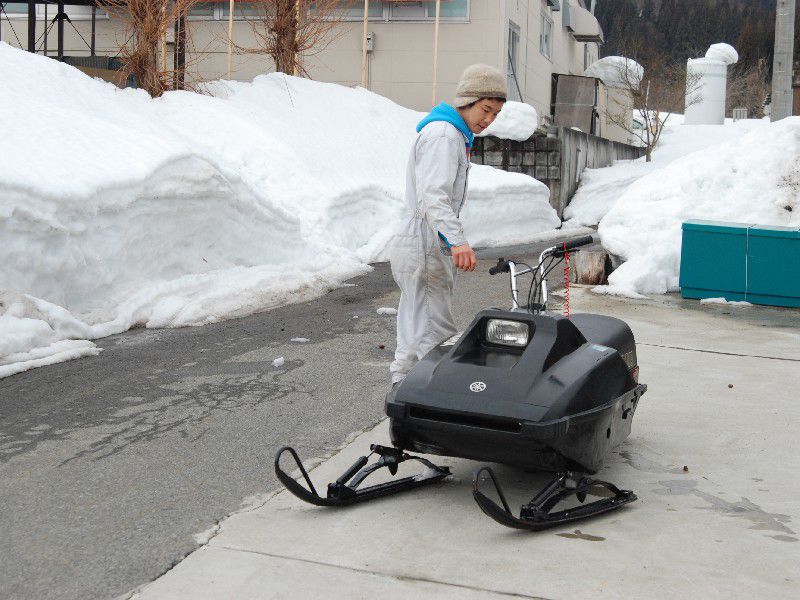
xmin=275 ymin=235 xmax=647 ymax=530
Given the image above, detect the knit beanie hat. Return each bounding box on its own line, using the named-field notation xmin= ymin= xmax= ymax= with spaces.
xmin=453 ymin=64 xmax=507 ymax=108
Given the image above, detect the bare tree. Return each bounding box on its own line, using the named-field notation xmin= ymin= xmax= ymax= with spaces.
xmin=726 ymin=58 xmax=770 ymax=118
xmin=103 ymin=0 xmax=196 ymax=97
xmin=235 ymin=0 xmax=352 ymax=76
xmin=602 ymin=54 xmax=703 ymax=162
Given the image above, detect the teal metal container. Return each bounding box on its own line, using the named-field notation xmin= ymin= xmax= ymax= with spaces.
xmin=680 ymin=219 xmax=800 ymax=308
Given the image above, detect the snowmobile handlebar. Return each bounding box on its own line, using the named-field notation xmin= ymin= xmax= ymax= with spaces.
xmin=489 ymin=236 xmax=593 ymax=275
xmin=551 ymin=235 xmax=594 ymax=257
xmin=490 ymin=236 xmax=593 ymax=310
xmin=489 ymin=258 xmax=510 ymax=276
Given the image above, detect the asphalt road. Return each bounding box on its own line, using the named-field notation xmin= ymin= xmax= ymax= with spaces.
xmin=0 ymin=240 xmax=575 ymax=600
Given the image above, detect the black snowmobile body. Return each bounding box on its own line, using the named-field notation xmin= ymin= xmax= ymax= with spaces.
xmin=274 ymin=236 xmax=646 ymax=530
xmin=387 ymin=309 xmax=645 ymax=474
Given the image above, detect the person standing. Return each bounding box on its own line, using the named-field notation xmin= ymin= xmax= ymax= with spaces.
xmin=389 ymin=64 xmax=507 ymax=386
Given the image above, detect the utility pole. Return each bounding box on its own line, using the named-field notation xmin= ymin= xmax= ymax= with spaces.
xmin=771 ymin=0 xmax=796 ymax=120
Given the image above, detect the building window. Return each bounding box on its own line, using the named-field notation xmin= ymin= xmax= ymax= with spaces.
xmin=507 ymin=21 xmax=521 ymax=101
xmin=1 ymin=3 xmax=106 ymax=19
xmin=186 ymin=2 xmax=267 ymax=20
xmin=390 ymin=1 xmax=427 ymax=19
xmin=389 ymin=0 xmax=469 ymax=21
xmin=189 ymin=2 xmax=216 ymax=18
xmin=429 ymin=0 xmax=469 ymax=18
xmin=583 ymin=43 xmax=589 ymax=70
xmin=221 ymin=3 xmax=266 ymax=18
xmin=2 ymin=3 xmax=28 ymax=13
xmin=324 ymin=0 xmax=385 ymax=20
xmin=272 ymin=1 xmax=468 ymax=23
xmin=540 ymin=11 xmax=553 ymax=59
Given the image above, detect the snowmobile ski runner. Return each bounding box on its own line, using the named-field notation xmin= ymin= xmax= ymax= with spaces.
xmin=274 ymin=444 xmax=450 ymax=506
xmin=472 ymin=467 xmax=637 ymax=531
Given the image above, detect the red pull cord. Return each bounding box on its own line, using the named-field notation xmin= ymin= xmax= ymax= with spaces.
xmin=563 ymin=242 xmax=571 ymax=319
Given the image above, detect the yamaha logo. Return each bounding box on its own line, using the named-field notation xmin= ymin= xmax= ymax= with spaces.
xmin=469 ymin=381 xmax=487 ymax=393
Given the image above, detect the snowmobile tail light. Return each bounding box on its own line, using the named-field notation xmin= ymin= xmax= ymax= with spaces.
xmin=486 ymin=319 xmax=529 ymax=347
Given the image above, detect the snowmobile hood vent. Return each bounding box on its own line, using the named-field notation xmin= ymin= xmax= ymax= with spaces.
xmin=408 ymin=406 xmax=523 ymax=433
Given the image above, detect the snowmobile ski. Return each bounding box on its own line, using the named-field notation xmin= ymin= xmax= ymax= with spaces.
xmin=275 ymin=444 xmax=450 ymax=507
xmin=473 ymin=467 xmax=637 ymax=531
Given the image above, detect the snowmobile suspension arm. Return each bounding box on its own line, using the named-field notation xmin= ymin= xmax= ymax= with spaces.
xmin=473 ymin=467 xmax=636 ymax=531
xmin=275 ymin=444 xmax=450 ymax=507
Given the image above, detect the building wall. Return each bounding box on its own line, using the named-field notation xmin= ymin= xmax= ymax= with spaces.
xmin=503 ymin=0 xmax=600 ymax=124
xmin=471 ymin=126 xmax=644 ymax=217
xmin=601 ymin=86 xmax=635 ymax=144
xmin=302 ymin=1 xmax=502 ymax=111
xmin=1 ymin=1 xmax=601 ymax=115
xmin=0 ymin=8 xmax=122 ymax=56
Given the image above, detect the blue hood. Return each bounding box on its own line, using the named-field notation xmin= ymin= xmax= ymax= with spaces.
xmin=416 ymin=103 xmax=475 ymax=147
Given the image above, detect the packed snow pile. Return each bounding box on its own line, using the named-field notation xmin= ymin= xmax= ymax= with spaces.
xmin=597 ymin=118 xmax=800 ymax=296
xmin=564 ymin=115 xmax=766 ymax=227
xmin=0 ymin=43 xmax=557 ymax=377
xmin=584 ymin=56 xmax=644 ymax=88
xmin=700 ymin=297 xmax=752 ymax=307
xmin=704 ymin=43 xmax=739 ymax=65
xmin=479 ymin=101 xmax=538 ymax=141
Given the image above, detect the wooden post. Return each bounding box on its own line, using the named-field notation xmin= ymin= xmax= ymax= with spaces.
xmin=90 ymin=5 xmax=96 ymax=56
xmin=361 ymin=0 xmax=369 ymax=87
xmin=294 ymin=0 xmax=301 ymax=76
xmin=161 ymin=3 xmax=167 ymax=73
xmin=227 ymin=0 xmax=235 ymax=78
xmin=173 ymin=18 xmax=179 ymax=86
xmin=27 ymin=0 xmax=36 ymax=52
xmin=177 ymin=13 xmax=185 ymax=88
xmin=57 ymin=1 xmax=64 ymax=60
xmin=432 ymin=0 xmax=441 ymax=106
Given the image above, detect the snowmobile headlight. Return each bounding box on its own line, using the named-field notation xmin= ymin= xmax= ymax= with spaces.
xmin=486 ymin=319 xmax=529 ymax=347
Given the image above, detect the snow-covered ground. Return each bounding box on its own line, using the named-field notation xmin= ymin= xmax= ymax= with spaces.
xmin=565 ymin=115 xmax=800 ymax=297
xmin=0 ymin=43 xmax=558 ymax=378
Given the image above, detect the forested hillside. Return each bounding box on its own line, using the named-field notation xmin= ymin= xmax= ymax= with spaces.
xmin=595 ymin=0 xmax=782 ymax=72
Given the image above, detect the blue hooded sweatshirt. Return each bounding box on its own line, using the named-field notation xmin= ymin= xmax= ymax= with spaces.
xmin=416 ymin=102 xmax=475 ymax=149
xmin=415 ymin=103 xmax=474 ymax=248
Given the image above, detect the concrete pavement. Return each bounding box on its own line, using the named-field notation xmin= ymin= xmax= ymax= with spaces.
xmin=0 ymin=237 xmax=580 ymax=600
xmin=131 ymin=288 xmax=800 ymax=599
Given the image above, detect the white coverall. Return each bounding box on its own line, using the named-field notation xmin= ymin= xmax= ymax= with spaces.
xmin=389 ymin=121 xmax=471 ymax=383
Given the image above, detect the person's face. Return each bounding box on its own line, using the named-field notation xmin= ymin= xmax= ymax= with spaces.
xmin=458 ymin=98 xmax=505 ymax=134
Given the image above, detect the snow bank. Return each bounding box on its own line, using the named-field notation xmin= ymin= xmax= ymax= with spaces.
xmin=597 ymin=118 xmax=800 ymax=296
xmin=0 ymin=293 xmax=102 ymax=379
xmin=564 ymin=115 xmax=765 ymax=227
xmin=479 ymin=101 xmax=538 ymax=141
xmin=0 ymin=43 xmax=557 ymax=377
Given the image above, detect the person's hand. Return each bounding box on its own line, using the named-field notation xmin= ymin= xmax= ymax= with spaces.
xmin=451 ymin=244 xmax=477 ymax=272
